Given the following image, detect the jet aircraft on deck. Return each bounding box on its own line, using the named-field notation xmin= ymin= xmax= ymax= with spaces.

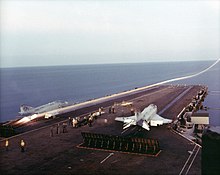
xmin=19 ymin=101 xmax=69 ymax=116
xmin=115 ymin=104 xmax=172 ymax=130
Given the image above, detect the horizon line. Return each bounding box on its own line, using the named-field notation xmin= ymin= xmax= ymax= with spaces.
xmin=0 ymin=59 xmax=218 ymax=69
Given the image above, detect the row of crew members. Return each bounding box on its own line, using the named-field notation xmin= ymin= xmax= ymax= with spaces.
xmin=72 ymin=115 xmax=94 ymax=127
xmin=70 ymin=107 xmax=105 ymax=128
xmin=5 ymin=139 xmax=26 ymax=152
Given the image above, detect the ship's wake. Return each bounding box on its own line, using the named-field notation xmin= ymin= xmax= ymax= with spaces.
xmin=149 ymin=58 xmax=220 ymax=87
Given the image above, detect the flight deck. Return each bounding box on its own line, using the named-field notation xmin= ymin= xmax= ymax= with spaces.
xmin=0 ymin=84 xmax=205 ymax=175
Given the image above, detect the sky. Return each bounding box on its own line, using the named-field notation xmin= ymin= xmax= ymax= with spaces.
xmin=0 ymin=0 xmax=220 ymax=67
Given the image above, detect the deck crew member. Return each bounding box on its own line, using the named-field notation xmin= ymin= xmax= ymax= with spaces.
xmin=88 ymin=116 xmax=93 ymax=127
xmin=72 ymin=118 xmax=78 ymax=128
xmin=68 ymin=117 xmax=72 ymax=126
xmin=56 ymin=123 xmax=60 ymax=134
xmin=50 ymin=126 xmax=53 ymax=137
xmin=62 ymin=123 xmax=67 ymax=133
xmin=5 ymin=139 xmax=9 ymax=151
xmin=20 ymin=139 xmax=25 ymax=152
xmin=109 ymin=106 xmax=112 ymax=114
xmin=99 ymin=108 xmax=102 ymax=116
xmin=112 ymin=106 xmax=115 ymax=113
xmin=130 ymin=108 xmax=135 ymax=115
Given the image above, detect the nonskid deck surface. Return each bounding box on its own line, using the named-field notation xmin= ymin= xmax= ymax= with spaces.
xmin=0 ymin=85 xmax=204 ymax=175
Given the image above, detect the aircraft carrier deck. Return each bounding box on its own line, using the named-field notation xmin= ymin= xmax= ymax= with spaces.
xmin=0 ymin=85 xmax=205 ymax=175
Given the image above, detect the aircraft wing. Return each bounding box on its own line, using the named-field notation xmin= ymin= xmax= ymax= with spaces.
xmin=115 ymin=115 xmax=136 ymax=122
xmin=115 ymin=115 xmax=137 ymax=129
xmin=150 ymin=114 xmax=172 ymax=126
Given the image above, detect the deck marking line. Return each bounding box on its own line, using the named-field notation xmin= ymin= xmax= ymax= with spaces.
xmin=179 ymin=145 xmax=197 ymax=175
xmin=100 ymin=153 xmax=114 ymax=164
xmin=121 ymin=128 xmax=130 ymax=134
xmin=185 ymin=146 xmax=200 ymax=175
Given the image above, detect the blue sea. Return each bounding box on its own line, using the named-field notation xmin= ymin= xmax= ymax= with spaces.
xmin=1 ymin=61 xmax=219 ymax=126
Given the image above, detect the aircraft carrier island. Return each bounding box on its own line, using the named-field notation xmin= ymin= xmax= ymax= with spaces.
xmin=0 ymin=84 xmax=207 ymax=175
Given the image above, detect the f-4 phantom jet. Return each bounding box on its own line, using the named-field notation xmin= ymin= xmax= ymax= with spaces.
xmin=19 ymin=101 xmax=69 ymax=116
xmin=115 ymin=104 xmax=172 ymax=130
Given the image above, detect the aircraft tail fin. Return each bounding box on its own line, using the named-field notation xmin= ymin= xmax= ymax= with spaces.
xmin=19 ymin=105 xmax=34 ymax=114
xmin=142 ymin=121 xmax=150 ymax=130
xmin=137 ymin=120 xmax=150 ymax=130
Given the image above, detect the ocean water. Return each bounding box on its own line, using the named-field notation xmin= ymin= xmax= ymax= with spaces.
xmin=0 ymin=61 xmax=219 ymax=125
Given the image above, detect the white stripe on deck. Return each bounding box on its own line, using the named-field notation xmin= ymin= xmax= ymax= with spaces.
xmin=100 ymin=153 xmax=114 ymax=164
